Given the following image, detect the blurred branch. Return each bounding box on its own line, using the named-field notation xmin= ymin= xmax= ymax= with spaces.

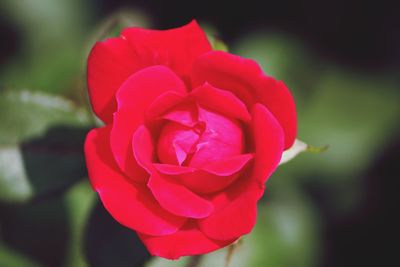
xmin=306 ymin=144 xmax=329 ymax=153
xmin=280 ymin=139 xmax=329 ymax=165
xmin=225 ymin=238 xmax=242 ymax=267
xmin=185 ymin=255 xmax=203 ymax=267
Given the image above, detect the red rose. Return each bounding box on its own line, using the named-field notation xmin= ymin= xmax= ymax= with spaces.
xmin=84 ymin=20 xmax=297 ymax=259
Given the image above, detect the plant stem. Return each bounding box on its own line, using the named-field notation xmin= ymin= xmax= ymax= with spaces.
xmin=185 ymin=255 xmax=203 ymax=267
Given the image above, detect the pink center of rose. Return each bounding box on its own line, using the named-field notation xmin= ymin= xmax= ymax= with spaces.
xmin=157 ymin=105 xmax=244 ymax=168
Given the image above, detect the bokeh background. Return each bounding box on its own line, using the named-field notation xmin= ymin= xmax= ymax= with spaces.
xmin=0 ymin=0 xmax=399 ymax=267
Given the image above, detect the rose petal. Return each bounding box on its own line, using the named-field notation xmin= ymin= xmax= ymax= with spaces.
xmin=198 ymin=175 xmax=263 ymax=240
xmin=132 ymin=125 xmax=154 ymax=173
xmin=111 ymin=65 xmax=186 ymax=180
xmin=153 ymin=164 xmax=197 ymax=175
xmin=84 ymin=126 xmax=186 ymax=236
xmin=147 ymin=172 xmax=214 ymax=219
xmin=116 ymin=66 xmax=186 ymax=110
xmin=87 ymin=37 xmax=140 ymax=123
xmin=191 ymin=51 xmax=297 ymax=148
xmin=190 ymin=83 xmax=251 ymax=121
xmin=157 ymin=122 xmax=201 ymax=165
xmin=201 ymin=153 xmax=253 ymax=176
xmin=251 ymin=103 xmax=284 ymax=184
xmin=188 ymin=106 xmax=244 ymax=168
xmin=178 ymin=171 xmax=241 ymax=195
xmin=162 ymin=103 xmax=198 ymax=127
xmin=259 ymin=81 xmax=297 ymax=149
xmin=154 ymin=164 xmax=240 ymax=195
xmin=138 ymin=222 xmax=234 ymax=260
xmin=122 ymin=20 xmax=212 ymax=83
xmin=146 ymin=91 xmax=186 ymax=120
xmin=154 ymin=154 xmax=252 ymax=194
xmin=191 ymin=51 xmax=260 ymax=106
xmin=110 ymin=113 xmax=148 ymax=182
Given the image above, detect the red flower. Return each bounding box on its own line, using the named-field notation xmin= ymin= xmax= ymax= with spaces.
xmin=84 ymin=20 xmax=297 ymax=259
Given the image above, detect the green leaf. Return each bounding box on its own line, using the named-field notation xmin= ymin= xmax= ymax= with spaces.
xmin=0 ymin=126 xmax=89 ymax=203
xmin=0 ymin=89 xmax=90 ymax=145
xmin=0 ymin=146 xmax=32 ymax=202
xmin=0 ymin=89 xmax=91 ymax=203
xmin=211 ymin=38 xmax=229 ymax=52
xmin=202 ymin=23 xmax=229 ymax=52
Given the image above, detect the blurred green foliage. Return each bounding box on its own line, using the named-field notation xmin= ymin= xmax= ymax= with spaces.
xmin=0 ymin=0 xmax=91 ymax=95
xmin=0 ymin=89 xmax=90 ymax=203
xmin=0 ymin=1 xmax=399 ymax=267
xmin=0 ymin=90 xmax=89 ymax=145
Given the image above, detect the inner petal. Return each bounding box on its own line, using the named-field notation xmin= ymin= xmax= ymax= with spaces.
xmin=162 ymin=103 xmax=198 ymax=127
xmin=188 ymin=106 xmax=244 ymax=168
xmin=157 ymin=122 xmax=201 ymax=165
xmin=156 ymin=104 xmax=245 ymax=168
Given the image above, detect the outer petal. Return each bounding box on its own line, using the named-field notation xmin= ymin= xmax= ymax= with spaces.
xmin=138 ymin=222 xmax=235 ymax=260
xmin=122 ymin=20 xmax=212 ymax=83
xmin=190 ymin=82 xmax=251 ymax=121
xmin=87 ymin=20 xmax=211 ymax=123
xmin=84 ymin=126 xmax=186 ymax=236
xmin=259 ymin=80 xmax=297 ymax=148
xmin=147 ymin=172 xmax=214 ymax=219
xmin=198 ymin=175 xmax=263 ymax=240
xmin=87 ymin=37 xmax=140 ymax=123
xmin=110 ymin=66 xmax=186 ymax=180
xmin=251 ymin=103 xmax=284 ymax=184
xmin=191 ymin=51 xmax=297 ymax=148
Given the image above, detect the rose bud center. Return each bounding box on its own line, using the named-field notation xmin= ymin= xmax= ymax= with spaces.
xmin=157 ymin=106 xmax=244 ymax=168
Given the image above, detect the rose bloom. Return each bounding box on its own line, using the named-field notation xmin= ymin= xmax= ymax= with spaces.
xmin=84 ymin=20 xmax=297 ymax=259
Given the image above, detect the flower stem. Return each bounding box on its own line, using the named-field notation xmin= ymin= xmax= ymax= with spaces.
xmin=225 ymin=238 xmax=243 ymax=267
xmin=186 ymin=255 xmax=203 ymax=267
